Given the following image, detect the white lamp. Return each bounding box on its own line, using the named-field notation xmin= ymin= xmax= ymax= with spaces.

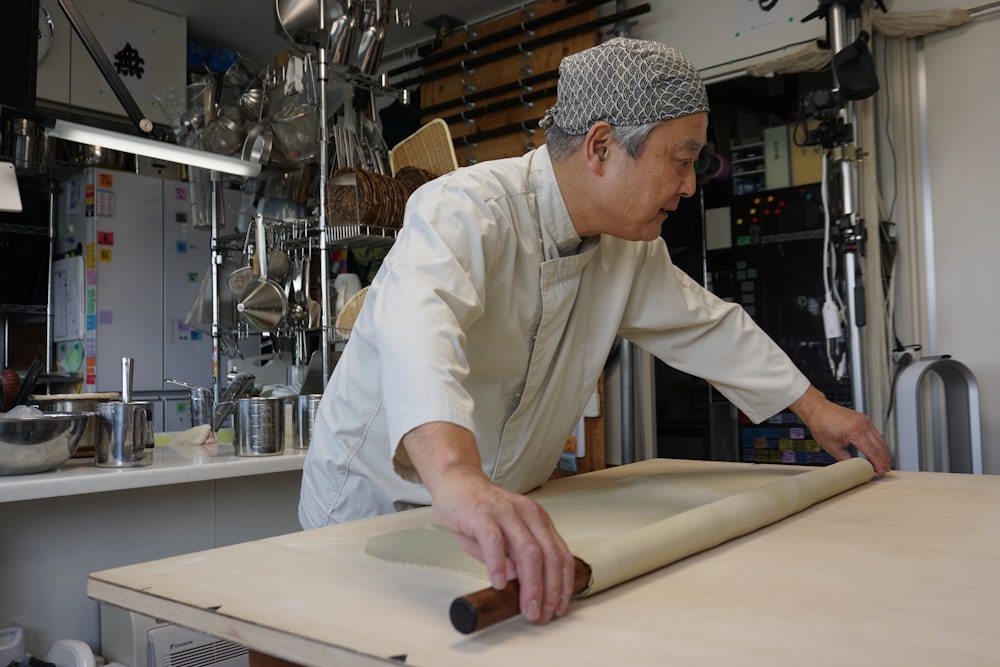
xmin=0 ymin=162 xmax=23 ymax=213
xmin=45 ymin=120 xmax=262 ymax=178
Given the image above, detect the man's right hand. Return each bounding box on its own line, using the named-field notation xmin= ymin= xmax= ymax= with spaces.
xmin=401 ymin=422 xmax=575 ymax=624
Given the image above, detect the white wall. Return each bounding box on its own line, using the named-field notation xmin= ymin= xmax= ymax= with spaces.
xmin=924 ymin=8 xmax=1000 ymax=474
xmin=878 ymin=1 xmax=1000 ymax=472
xmin=628 ymin=0 xmax=824 ymax=73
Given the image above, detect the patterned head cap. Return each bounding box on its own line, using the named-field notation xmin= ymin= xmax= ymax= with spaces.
xmin=539 ymin=38 xmax=709 ymax=135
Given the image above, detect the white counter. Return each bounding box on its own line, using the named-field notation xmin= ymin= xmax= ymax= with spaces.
xmin=0 ymin=438 xmax=307 ymax=503
xmin=0 ymin=438 xmax=307 ymax=659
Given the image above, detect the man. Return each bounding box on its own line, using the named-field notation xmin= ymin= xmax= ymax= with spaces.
xmin=300 ymin=38 xmax=890 ymax=627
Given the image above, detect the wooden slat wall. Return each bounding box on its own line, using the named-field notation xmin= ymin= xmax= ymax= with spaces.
xmin=417 ymin=0 xmax=598 ymax=165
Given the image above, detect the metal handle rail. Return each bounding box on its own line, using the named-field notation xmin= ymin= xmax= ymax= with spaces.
xmin=894 ymin=355 xmax=983 ymax=474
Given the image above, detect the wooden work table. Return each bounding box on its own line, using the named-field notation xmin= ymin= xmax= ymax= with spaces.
xmin=87 ymin=459 xmax=1000 ymax=666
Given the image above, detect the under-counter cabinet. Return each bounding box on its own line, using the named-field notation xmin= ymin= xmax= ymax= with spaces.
xmin=0 ymin=441 xmax=306 ymax=658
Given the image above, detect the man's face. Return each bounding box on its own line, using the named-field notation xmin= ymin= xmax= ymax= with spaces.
xmin=599 ymin=112 xmax=707 ymax=242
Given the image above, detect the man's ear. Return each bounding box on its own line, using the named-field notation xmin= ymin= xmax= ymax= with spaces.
xmin=583 ymin=122 xmax=614 ymax=175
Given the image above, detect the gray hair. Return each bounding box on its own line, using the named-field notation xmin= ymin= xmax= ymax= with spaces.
xmin=544 ymin=120 xmax=666 ymax=162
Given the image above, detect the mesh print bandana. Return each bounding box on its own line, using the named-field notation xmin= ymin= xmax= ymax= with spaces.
xmin=540 ymin=38 xmax=709 ymax=135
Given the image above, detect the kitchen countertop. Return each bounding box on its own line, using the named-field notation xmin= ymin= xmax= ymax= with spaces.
xmin=0 ymin=435 xmax=307 ymax=504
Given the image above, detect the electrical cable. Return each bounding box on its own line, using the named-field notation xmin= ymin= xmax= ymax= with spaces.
xmin=855 ymin=10 xmax=901 ymax=443
xmin=819 ymin=154 xmax=844 ymax=378
xmin=875 ymin=31 xmax=910 ymax=431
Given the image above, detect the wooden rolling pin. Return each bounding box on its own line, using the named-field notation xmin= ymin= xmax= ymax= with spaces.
xmin=449 ymin=557 xmax=592 ymax=634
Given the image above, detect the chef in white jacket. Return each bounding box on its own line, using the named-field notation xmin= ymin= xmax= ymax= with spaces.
xmin=300 ymin=38 xmax=890 ymax=626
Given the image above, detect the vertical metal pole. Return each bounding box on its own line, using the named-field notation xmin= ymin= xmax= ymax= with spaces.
xmin=620 ymin=339 xmax=636 ymax=465
xmin=46 ymin=180 xmax=56 ymax=375
xmin=914 ymin=38 xmax=944 ymax=452
xmin=915 ymin=38 xmax=937 ymax=355
xmin=209 ymin=172 xmax=222 ymax=403
xmin=828 ymin=2 xmax=868 ymax=415
xmin=318 ymin=0 xmax=333 ymax=385
xmin=614 ymin=0 xmax=638 ymax=465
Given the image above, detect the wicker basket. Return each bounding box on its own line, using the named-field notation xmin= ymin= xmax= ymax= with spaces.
xmin=389 ymin=118 xmax=459 ymax=177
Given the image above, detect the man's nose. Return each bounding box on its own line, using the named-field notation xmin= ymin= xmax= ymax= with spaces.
xmin=678 ymin=166 xmax=697 ymax=198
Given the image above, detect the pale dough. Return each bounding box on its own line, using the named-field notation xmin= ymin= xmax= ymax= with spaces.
xmin=363 ymin=458 xmax=874 ymax=596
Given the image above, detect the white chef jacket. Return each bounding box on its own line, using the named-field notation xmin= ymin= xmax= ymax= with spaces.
xmin=298 ymin=145 xmax=810 ymax=529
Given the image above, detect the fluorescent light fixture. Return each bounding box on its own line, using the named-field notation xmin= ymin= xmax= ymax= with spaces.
xmin=0 ymin=162 xmax=23 ymax=213
xmin=45 ymin=120 xmax=262 ymax=178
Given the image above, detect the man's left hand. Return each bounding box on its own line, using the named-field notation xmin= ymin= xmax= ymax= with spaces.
xmin=789 ymin=385 xmax=891 ymax=476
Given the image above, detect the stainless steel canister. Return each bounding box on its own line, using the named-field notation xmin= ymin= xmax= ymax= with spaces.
xmin=95 ymin=401 xmax=154 ymax=467
xmin=295 ymin=394 xmax=322 ymax=449
xmin=4 ymin=118 xmax=38 ymax=170
xmin=233 ymin=396 xmax=285 ymax=456
xmin=166 ymin=379 xmax=213 ymax=428
xmin=189 ymin=386 xmax=213 ymax=428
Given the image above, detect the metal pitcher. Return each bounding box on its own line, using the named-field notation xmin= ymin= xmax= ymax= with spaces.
xmin=165 ymin=379 xmax=214 ymax=428
xmin=96 ymin=401 xmax=154 ymax=467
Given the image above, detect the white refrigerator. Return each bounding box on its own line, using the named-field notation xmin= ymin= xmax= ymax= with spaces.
xmin=52 ymin=168 xmax=236 ymax=430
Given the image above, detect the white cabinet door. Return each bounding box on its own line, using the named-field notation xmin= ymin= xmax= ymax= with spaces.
xmin=91 ymin=170 xmax=165 ymax=392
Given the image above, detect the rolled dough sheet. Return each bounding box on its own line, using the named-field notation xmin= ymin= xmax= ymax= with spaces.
xmin=579 ymin=457 xmax=873 ymax=594
xmin=363 ymin=458 xmax=874 ymax=596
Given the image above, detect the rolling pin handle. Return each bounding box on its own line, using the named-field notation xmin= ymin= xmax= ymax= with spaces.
xmin=449 ymin=557 xmax=591 ymax=634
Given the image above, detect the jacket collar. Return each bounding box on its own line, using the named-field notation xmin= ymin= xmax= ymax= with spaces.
xmin=529 ymin=145 xmax=584 ymax=259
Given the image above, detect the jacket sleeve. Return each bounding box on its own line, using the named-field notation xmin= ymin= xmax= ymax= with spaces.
xmin=370 ymin=179 xmax=499 ymax=480
xmin=619 ymin=240 xmax=810 ymax=424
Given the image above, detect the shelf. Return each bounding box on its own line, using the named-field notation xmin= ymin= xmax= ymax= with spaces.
xmin=0 ymin=222 xmax=49 ymax=236
xmin=327 ymin=222 xmax=397 ymax=248
xmin=0 ymin=304 xmax=47 ymax=316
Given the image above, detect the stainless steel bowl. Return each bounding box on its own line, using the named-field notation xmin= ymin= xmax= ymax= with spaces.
xmin=0 ymin=412 xmax=93 ymax=475
xmin=30 ymin=395 xmax=117 ymax=455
